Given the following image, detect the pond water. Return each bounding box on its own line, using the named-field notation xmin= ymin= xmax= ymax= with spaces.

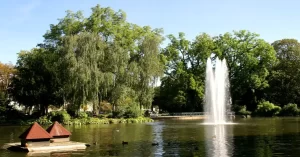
xmin=1 ymin=117 xmax=300 ymax=157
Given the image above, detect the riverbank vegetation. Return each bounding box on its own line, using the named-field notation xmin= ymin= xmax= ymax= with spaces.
xmin=0 ymin=110 xmax=153 ymax=126
xmin=1 ymin=4 xmax=300 ymax=120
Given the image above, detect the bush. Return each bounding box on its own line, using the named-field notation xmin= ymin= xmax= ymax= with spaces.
xmin=78 ymin=112 xmax=88 ymax=119
xmin=37 ymin=116 xmax=52 ymax=125
xmin=62 ymin=117 xmax=154 ymax=125
xmin=280 ymin=103 xmax=299 ymax=116
xmin=112 ymin=110 xmax=126 ymax=118
xmin=237 ymin=106 xmax=252 ymax=115
xmin=144 ymin=110 xmax=151 ymax=117
xmin=85 ymin=111 xmax=93 ymax=117
xmin=255 ymin=101 xmax=281 ymax=117
xmin=47 ymin=110 xmax=71 ymax=123
xmin=124 ymin=104 xmax=142 ymax=118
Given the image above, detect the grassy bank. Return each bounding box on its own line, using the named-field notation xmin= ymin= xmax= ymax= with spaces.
xmin=39 ymin=116 xmax=154 ymax=125
xmin=0 ymin=117 xmax=154 ymax=126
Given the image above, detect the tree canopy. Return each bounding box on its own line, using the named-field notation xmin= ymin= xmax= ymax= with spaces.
xmin=2 ymin=4 xmax=300 ymax=118
xmin=9 ymin=4 xmax=164 ymax=116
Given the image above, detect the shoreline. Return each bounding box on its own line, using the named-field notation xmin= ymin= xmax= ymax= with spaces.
xmin=0 ymin=117 xmax=154 ymax=126
xmin=151 ymin=115 xmax=206 ymax=120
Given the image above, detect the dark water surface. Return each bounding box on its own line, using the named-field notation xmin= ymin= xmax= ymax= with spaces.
xmin=1 ymin=117 xmax=300 ymax=157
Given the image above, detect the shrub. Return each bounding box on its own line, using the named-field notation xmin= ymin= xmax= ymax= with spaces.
xmin=87 ymin=117 xmax=109 ymax=124
xmin=144 ymin=110 xmax=151 ymax=117
xmin=255 ymin=101 xmax=281 ymax=117
xmin=37 ymin=116 xmax=52 ymax=125
xmin=112 ymin=110 xmax=126 ymax=118
xmin=59 ymin=117 xmax=154 ymax=125
xmin=109 ymin=119 xmax=119 ymax=124
xmin=124 ymin=104 xmax=142 ymax=118
xmin=78 ymin=112 xmax=88 ymax=119
xmin=106 ymin=112 xmax=113 ymax=118
xmin=280 ymin=103 xmax=299 ymax=116
xmin=237 ymin=106 xmax=252 ymax=115
xmin=85 ymin=111 xmax=93 ymax=117
xmin=47 ymin=110 xmax=71 ymax=123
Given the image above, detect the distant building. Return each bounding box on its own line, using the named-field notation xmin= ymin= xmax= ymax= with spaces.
xmin=46 ymin=121 xmax=72 ymax=142
xmin=19 ymin=122 xmax=53 ymax=147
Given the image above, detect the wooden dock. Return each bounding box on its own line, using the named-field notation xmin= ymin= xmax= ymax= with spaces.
xmin=3 ymin=141 xmax=87 ymax=152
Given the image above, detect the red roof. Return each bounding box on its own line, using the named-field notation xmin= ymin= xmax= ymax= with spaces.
xmin=19 ymin=122 xmax=53 ymax=140
xmin=46 ymin=121 xmax=72 ymax=137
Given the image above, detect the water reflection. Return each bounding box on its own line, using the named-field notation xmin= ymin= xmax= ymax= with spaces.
xmin=4 ymin=118 xmax=300 ymax=156
xmin=205 ymin=124 xmax=233 ymax=157
xmin=26 ymin=151 xmax=85 ymax=157
xmin=152 ymin=122 xmax=164 ymax=156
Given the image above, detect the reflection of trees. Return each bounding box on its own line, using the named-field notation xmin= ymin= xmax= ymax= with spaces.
xmin=67 ymin=123 xmax=154 ymax=156
xmin=158 ymin=121 xmax=208 ymax=156
xmin=231 ymin=118 xmax=300 ymax=157
xmin=3 ymin=118 xmax=300 ymax=157
xmin=254 ymin=136 xmax=273 ymax=157
xmin=0 ymin=126 xmax=32 ymax=144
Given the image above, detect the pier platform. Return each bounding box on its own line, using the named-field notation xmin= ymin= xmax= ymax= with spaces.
xmin=2 ymin=141 xmax=87 ymax=152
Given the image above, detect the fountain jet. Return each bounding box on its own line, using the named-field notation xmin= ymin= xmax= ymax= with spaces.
xmin=204 ymin=57 xmax=231 ymax=124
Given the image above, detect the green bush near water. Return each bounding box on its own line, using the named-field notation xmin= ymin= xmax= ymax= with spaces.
xmin=255 ymin=101 xmax=281 ymax=117
xmin=35 ymin=110 xmax=153 ymax=125
xmin=63 ymin=117 xmax=153 ymax=125
xmin=280 ymin=103 xmax=299 ymax=116
xmin=37 ymin=110 xmax=71 ymax=125
xmin=78 ymin=112 xmax=89 ymax=119
xmin=124 ymin=105 xmax=142 ymax=118
xmin=235 ymin=105 xmax=252 ymax=115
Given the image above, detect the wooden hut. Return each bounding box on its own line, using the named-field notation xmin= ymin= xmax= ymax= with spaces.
xmin=19 ymin=122 xmax=53 ymax=147
xmin=46 ymin=121 xmax=72 ymax=142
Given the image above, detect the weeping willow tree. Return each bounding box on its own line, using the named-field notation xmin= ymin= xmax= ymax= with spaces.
xmin=131 ymin=31 xmax=165 ymax=109
xmin=59 ymin=32 xmax=114 ymax=114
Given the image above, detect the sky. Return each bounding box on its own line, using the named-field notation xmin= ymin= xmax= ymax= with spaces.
xmin=1 ymin=0 xmax=300 ymax=64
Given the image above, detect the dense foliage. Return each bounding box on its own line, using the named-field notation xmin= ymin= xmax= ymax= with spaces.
xmin=6 ymin=5 xmax=164 ymax=118
xmin=1 ymin=4 xmax=300 ymax=119
xmin=255 ymin=100 xmax=281 ymax=117
xmin=158 ymin=30 xmax=277 ymax=113
xmin=280 ymin=103 xmax=299 ymax=116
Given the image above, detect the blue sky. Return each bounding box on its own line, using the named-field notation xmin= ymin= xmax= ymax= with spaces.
xmin=1 ymin=0 xmax=300 ymax=64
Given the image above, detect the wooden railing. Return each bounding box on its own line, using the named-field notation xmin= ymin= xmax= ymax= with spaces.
xmin=150 ymin=112 xmax=235 ymax=117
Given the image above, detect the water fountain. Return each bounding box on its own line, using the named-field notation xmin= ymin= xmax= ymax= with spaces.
xmin=204 ymin=57 xmax=231 ymax=124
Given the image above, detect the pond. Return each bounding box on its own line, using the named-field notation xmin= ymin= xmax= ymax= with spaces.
xmin=1 ymin=117 xmax=300 ymax=157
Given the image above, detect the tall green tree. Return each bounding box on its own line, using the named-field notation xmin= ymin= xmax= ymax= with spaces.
xmin=59 ymin=32 xmax=109 ymax=114
xmin=133 ymin=32 xmax=164 ymax=109
xmin=10 ymin=48 xmax=63 ymax=115
xmin=40 ymin=4 xmax=164 ymax=115
xmin=214 ymin=30 xmax=277 ymax=111
xmin=0 ymin=62 xmax=15 ymax=116
xmin=266 ymin=39 xmax=300 ymax=106
xmin=159 ymin=33 xmax=215 ymax=112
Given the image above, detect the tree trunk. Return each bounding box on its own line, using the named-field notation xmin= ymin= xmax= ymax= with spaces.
xmin=93 ymin=101 xmax=99 ymax=116
xmin=40 ymin=104 xmax=45 ymax=116
xmin=45 ymin=104 xmax=49 ymax=115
